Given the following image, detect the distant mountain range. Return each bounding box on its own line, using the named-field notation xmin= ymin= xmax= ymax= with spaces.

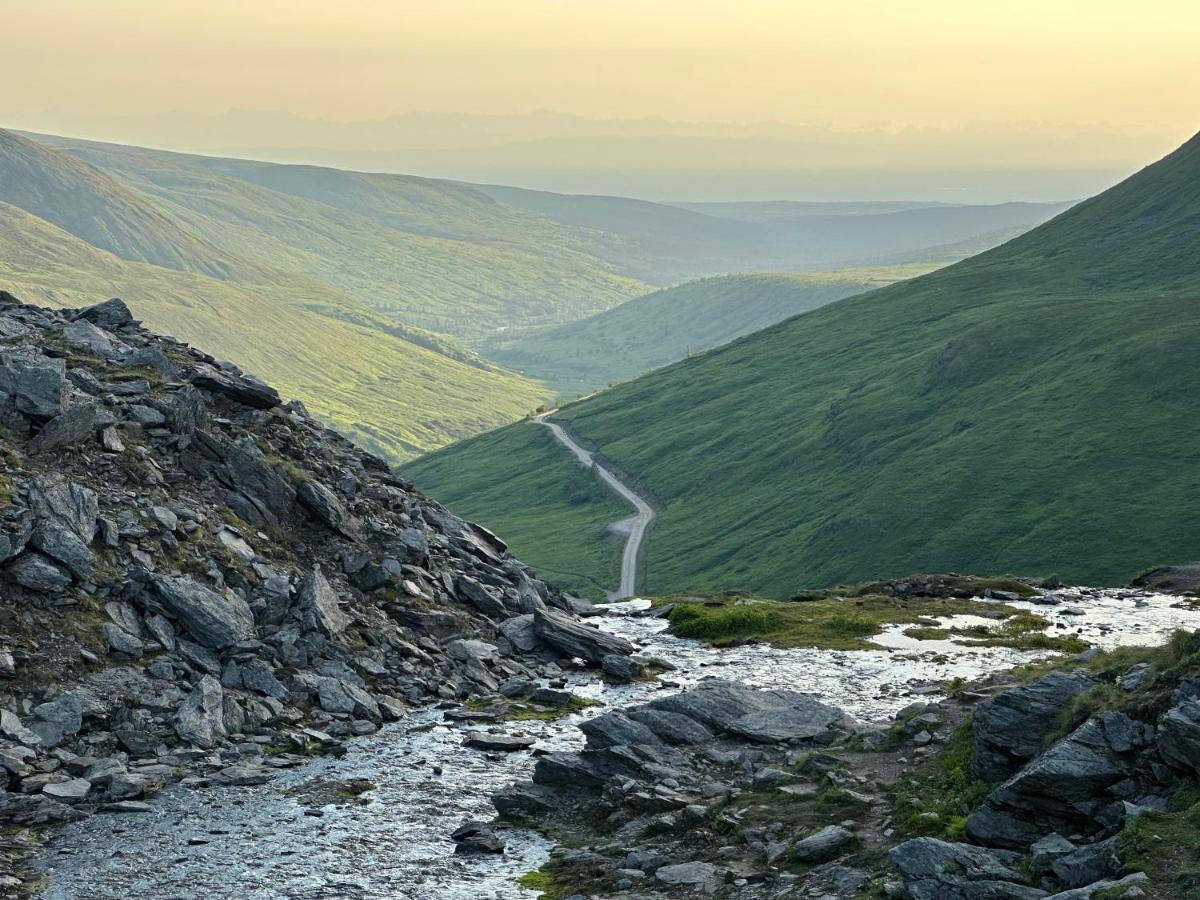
xmin=407 ymin=129 xmax=1200 ymax=596
xmin=0 ymin=125 xmax=1070 ymax=460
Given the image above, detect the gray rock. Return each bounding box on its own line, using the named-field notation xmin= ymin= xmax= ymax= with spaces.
xmin=42 ymin=778 xmax=92 ymax=802
xmin=150 ymin=505 xmax=178 ymax=532
xmin=792 ymin=825 xmax=855 ymax=863
xmin=601 ymin=654 xmax=645 ymax=683
xmin=145 ymin=613 xmax=177 ymax=651
xmin=0 ymin=792 xmax=82 ymax=825
xmin=62 ymin=320 xmax=118 ymax=355
xmin=1030 ymin=833 xmax=1077 ymax=876
xmin=126 ymin=404 xmax=166 ymax=426
xmin=967 ymin=713 xmax=1153 ymax=849
xmin=33 ymin=692 xmax=84 ymax=737
xmin=655 ymin=862 xmax=716 ymax=886
xmin=240 ymin=660 xmax=288 ymax=701
xmin=75 ymin=298 xmax=135 ymax=329
xmin=191 ymin=365 xmax=280 ymax=409
xmin=28 ymin=475 xmax=98 ymax=542
xmin=457 ymin=576 xmax=509 ymax=619
xmin=464 ymin=732 xmax=535 ymax=752
xmin=0 ymin=708 xmax=43 ymax=746
xmin=30 ymin=520 xmax=93 ymax=580
xmin=890 ymin=838 xmax=1046 ymax=900
xmin=0 ymin=350 xmax=65 ymax=419
xmin=650 ymin=679 xmax=849 ymax=744
xmin=316 ymin=677 xmax=380 ymax=721
xmin=499 ymin=614 xmax=539 ymax=653
xmin=8 ymin=552 xmax=72 ymax=593
xmin=164 ymin=385 xmax=205 ymax=433
xmin=175 ymin=675 xmax=226 ymax=749
xmin=29 ymin=402 xmax=98 ymax=453
xmin=297 ymin=479 xmax=359 ymax=539
xmin=1157 ymin=699 xmax=1200 ymax=776
xmin=450 ymin=821 xmax=505 ymax=854
xmin=972 ymin=671 xmax=1096 ymax=781
xmin=152 ymin=574 xmax=256 ymax=649
xmin=627 ymin=709 xmax=715 ymax=746
xmin=1050 ymin=837 xmax=1120 ymax=890
xmin=580 ymin=712 xmax=664 ymax=750
xmin=103 ymin=623 xmax=145 ymax=656
xmin=293 ymin=566 xmax=349 ymax=636
xmin=533 ymin=607 xmax=634 ymax=663
xmin=224 ymin=440 xmax=296 ymax=526
xmin=1044 ymin=872 xmax=1148 ymax=900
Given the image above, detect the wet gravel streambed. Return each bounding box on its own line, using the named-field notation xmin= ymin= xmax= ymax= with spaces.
xmin=34 ymin=588 xmax=1200 ymax=899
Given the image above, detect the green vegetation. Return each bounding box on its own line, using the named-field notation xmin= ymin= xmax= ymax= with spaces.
xmin=517 ymin=855 xmax=611 ymax=900
xmin=403 ymin=422 xmax=629 ymax=599
xmin=415 ymin=131 xmax=1200 ymax=594
xmin=1112 ymin=794 xmax=1200 ymax=898
xmin=483 ymin=267 xmax=936 ymax=397
xmin=0 ymin=200 xmax=547 ymax=460
xmin=655 ymin=591 xmax=1044 ymax=651
xmin=890 ymin=719 xmax=991 ymax=841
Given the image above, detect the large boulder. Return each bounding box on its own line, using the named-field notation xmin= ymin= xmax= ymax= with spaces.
xmin=0 ymin=351 xmax=65 ymax=420
xmin=890 ymin=837 xmax=1046 ymax=900
xmin=966 ymin=712 xmax=1154 ymax=849
xmin=222 ymin=440 xmax=296 ymax=527
xmin=297 ymin=479 xmax=359 ymax=539
xmin=174 ymin=675 xmax=226 ymax=749
xmin=29 ymin=402 xmax=99 ymax=454
xmin=649 ymin=680 xmax=849 ymax=744
xmin=533 ymin=608 xmax=634 ymax=663
xmin=1157 ymin=699 xmax=1200 ymax=776
xmin=74 ymin=298 xmax=135 ymax=329
xmin=973 ymin=671 xmax=1096 ymax=781
xmin=191 ymin=365 xmax=280 ymax=409
xmin=292 ymin=567 xmax=350 ymax=636
xmin=792 ymin=825 xmax=855 ymax=863
xmin=151 ymin=574 xmax=256 ymax=649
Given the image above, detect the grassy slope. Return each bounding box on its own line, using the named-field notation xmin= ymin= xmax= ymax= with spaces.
xmin=0 ymin=201 xmax=547 ymax=459
xmin=0 ymin=129 xmax=247 ymax=280
xmin=482 ymin=266 xmax=937 ymax=397
xmin=413 ymin=132 xmax=1200 ymax=596
xmin=30 ymin=134 xmax=650 ymax=341
xmin=400 ymin=421 xmax=628 ymax=600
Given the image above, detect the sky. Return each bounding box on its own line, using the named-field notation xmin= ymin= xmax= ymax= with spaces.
xmin=3 ymin=1 xmax=1197 ymax=129
xmin=2 ymin=0 xmax=1198 ymax=199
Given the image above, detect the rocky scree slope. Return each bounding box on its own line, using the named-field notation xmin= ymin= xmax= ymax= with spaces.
xmin=497 ymin=630 xmax=1200 ymax=898
xmin=0 ymin=291 xmax=629 ymax=889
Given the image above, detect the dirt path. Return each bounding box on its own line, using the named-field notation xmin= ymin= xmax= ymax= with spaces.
xmin=535 ymin=414 xmax=654 ymax=598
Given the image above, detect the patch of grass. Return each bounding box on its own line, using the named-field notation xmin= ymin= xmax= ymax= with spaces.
xmin=949 ymin=613 xmax=1090 ymax=654
xmin=661 ymin=592 xmax=1031 ymax=650
xmin=1114 ymin=801 xmax=1200 ymax=899
xmin=517 ymin=852 xmax=613 ymax=899
xmin=890 ymin=718 xmax=991 ymax=841
xmin=904 ymin=627 xmax=950 ymax=640
xmin=510 ymin=695 xmax=602 ymax=721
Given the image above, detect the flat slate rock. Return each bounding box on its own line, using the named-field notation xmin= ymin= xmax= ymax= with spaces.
xmin=463 ymin=731 xmax=535 ymax=752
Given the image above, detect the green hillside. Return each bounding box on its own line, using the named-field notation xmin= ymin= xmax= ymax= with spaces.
xmin=29 ymin=134 xmax=650 ymax=342
xmin=0 ymin=200 xmax=547 ymax=458
xmin=0 ymin=129 xmax=246 ymax=280
xmin=483 ymin=266 xmax=936 ymax=396
xmin=409 ymin=131 xmax=1200 ymax=596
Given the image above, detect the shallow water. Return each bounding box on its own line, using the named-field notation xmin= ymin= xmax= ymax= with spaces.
xmin=35 ymin=588 xmax=1200 ymax=898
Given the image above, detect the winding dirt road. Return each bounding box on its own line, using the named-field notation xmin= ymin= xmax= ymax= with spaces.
xmin=535 ymin=414 xmax=653 ymax=598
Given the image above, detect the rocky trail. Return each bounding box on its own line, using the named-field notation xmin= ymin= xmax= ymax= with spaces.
xmin=32 ymin=589 xmax=1200 ymax=897
xmin=535 ymin=414 xmax=653 ymax=599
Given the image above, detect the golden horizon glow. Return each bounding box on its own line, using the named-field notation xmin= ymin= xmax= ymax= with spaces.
xmin=2 ymin=1 xmax=1198 ymax=143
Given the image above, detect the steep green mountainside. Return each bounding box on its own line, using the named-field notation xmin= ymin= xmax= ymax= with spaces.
xmin=0 ymin=200 xmax=547 ymax=458
xmin=27 ymin=133 xmax=649 ymax=341
xmin=0 ymin=129 xmax=247 ymax=280
xmin=472 ymin=182 xmax=1069 ymax=283
xmin=483 ymin=266 xmax=936 ymax=396
xmin=409 ymin=131 xmax=1200 ymax=596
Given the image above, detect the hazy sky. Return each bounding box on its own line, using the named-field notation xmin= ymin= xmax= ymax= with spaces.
xmin=4 ymin=0 xmax=1199 ymax=137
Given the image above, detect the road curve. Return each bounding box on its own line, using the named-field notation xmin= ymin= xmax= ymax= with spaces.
xmin=535 ymin=414 xmax=654 ymax=598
